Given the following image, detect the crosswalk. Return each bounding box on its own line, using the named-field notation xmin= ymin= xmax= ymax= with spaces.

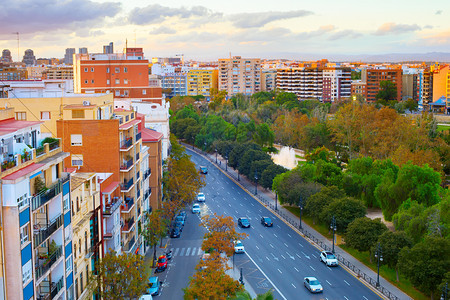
xmin=171 ymin=247 xmax=203 ymax=257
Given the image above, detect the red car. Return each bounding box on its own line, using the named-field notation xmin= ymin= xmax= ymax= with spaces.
xmin=156 ymin=255 xmax=168 ymax=272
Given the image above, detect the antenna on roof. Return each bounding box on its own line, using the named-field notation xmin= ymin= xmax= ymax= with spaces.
xmin=13 ymin=32 xmax=19 ymax=62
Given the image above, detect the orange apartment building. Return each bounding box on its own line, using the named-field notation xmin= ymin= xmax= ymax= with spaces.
xmin=351 ymin=80 xmax=367 ymax=98
xmin=363 ymin=68 xmax=402 ymax=102
xmin=73 ymin=48 xmax=163 ymax=103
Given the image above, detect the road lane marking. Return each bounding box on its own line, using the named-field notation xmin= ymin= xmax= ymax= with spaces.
xmin=174 ymin=248 xmax=179 ymax=256
xmin=344 ymin=280 xmax=350 ymax=286
xmin=286 ymin=252 xmax=295 ymax=260
xmin=284 ymin=243 xmax=288 ymax=247
xmin=298 ymin=243 xmax=304 ymax=247
xmin=270 ymin=253 xmax=279 ymax=261
xmin=227 ymin=191 xmax=231 ymax=195
xmin=255 ymin=245 xmax=259 ymax=249
xmin=296 ymin=254 xmax=301 ymax=259
xmin=363 ymin=296 xmax=368 ymax=300
xmin=180 ymin=248 xmax=185 ymax=256
xmin=326 ymin=280 xmax=332 ymax=286
xmin=287 ymin=234 xmax=292 ymax=238
xmin=301 ymin=251 xmax=310 ymax=259
xmin=240 ymin=203 xmax=243 ymax=206
xmin=294 ymin=267 xmax=299 ymax=272
xmin=311 ymin=254 xmax=317 ymax=258
xmin=274 ymin=233 xmax=278 ymax=238
xmin=344 ymin=297 xmax=349 ymax=300
xmin=251 ymin=203 xmax=254 ymax=206
xmin=185 ymin=248 xmax=191 ymax=256
xmin=260 ymin=234 xmax=263 ymax=238
xmin=277 ymin=225 xmax=281 ymax=228
xmin=269 ymin=244 xmax=274 ymax=248
xmin=228 ymin=203 xmax=231 ymax=207
xmin=198 ymin=248 xmax=202 ymax=255
xmin=327 ymin=266 xmax=332 ymax=271
xmin=266 ymin=256 xmax=270 ymax=261
xmin=191 ymin=248 xmax=196 ymax=255
xmin=280 ymin=255 xmax=286 ymax=259
xmin=291 ymin=283 xmax=296 ymax=288
xmin=310 ymin=265 xmax=315 ymax=271
xmin=278 ymin=269 xmax=282 ymax=274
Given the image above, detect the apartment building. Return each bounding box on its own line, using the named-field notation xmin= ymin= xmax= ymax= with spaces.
xmin=261 ymin=69 xmax=277 ymax=92
xmin=0 ymin=65 xmax=27 ymax=81
xmin=362 ymin=68 xmax=402 ymax=102
xmin=186 ymin=69 xmax=218 ymax=97
xmin=27 ymin=66 xmax=47 ymax=79
xmin=218 ymin=56 xmax=261 ymax=96
xmin=0 ymin=108 xmax=72 ymax=300
xmin=322 ymin=67 xmax=352 ymax=102
xmin=42 ymin=66 xmax=74 ymax=80
xmin=276 ymin=67 xmax=323 ymax=100
xmin=161 ymin=73 xmax=187 ymax=97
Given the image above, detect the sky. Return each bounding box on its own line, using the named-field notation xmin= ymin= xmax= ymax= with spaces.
xmin=1 ymin=0 xmax=450 ymax=61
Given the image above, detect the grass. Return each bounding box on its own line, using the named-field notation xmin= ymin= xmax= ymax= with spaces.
xmin=282 ymin=205 xmax=430 ymax=300
xmin=437 ymin=124 xmax=450 ymax=132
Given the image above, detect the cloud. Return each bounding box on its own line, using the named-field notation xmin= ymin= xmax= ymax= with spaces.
xmin=374 ymin=22 xmax=421 ymax=35
xmin=0 ymin=0 xmax=121 ymax=36
xmin=229 ymin=10 xmax=313 ymax=28
xmin=295 ymin=25 xmax=336 ymax=39
xmin=230 ymin=27 xmax=292 ymax=42
xmin=436 ymin=10 xmax=443 ymax=15
xmin=129 ymin=4 xmax=221 ymax=25
xmin=329 ymin=30 xmax=362 ymax=40
xmin=150 ymin=26 xmax=177 ymax=35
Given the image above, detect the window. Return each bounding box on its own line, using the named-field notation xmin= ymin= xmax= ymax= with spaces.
xmin=40 ymin=111 xmax=50 ymax=120
xmin=72 ymin=110 xmax=85 ymax=119
xmin=71 ymin=134 xmax=82 ymax=146
xmin=20 ymin=224 xmax=29 ymax=245
xmin=115 ymin=79 xmax=120 ymax=85
xmin=17 ymin=193 xmax=29 ymax=209
xmin=124 ymin=67 xmax=128 ymax=73
xmin=84 ymin=68 xmax=88 ymax=72
xmin=124 ymin=90 xmax=129 ymax=96
xmin=86 ymin=265 xmax=89 ymax=283
xmin=74 ymin=244 xmax=77 ymax=259
xmin=80 ymin=271 xmax=84 ymax=292
xmin=22 ymin=260 xmax=32 ymax=284
xmin=115 ymin=67 xmax=120 ymax=73
xmin=75 ymin=278 xmax=78 ymax=299
xmin=142 ymin=89 xmax=146 ymax=95
xmin=72 ymin=154 xmax=83 ymax=166
xmin=84 ymin=80 xmax=88 ymax=84
xmin=77 ymin=197 xmax=80 ymax=212
xmin=115 ymin=90 xmax=120 ymax=96
xmin=91 ymin=79 xmax=94 ymax=84
xmin=66 ymin=255 xmax=73 ymax=274
xmin=106 ymin=67 xmax=110 ymax=73
xmin=15 ymin=112 xmax=26 ymax=120
xmin=106 ymin=79 xmax=110 ymax=85
xmin=72 ymin=201 xmax=74 ymax=216
xmin=85 ymin=231 xmax=88 ymax=254
xmin=124 ymin=79 xmax=128 ymax=84
xmin=91 ymin=67 xmax=94 ymax=72
xmin=64 ymin=194 xmax=70 ymax=211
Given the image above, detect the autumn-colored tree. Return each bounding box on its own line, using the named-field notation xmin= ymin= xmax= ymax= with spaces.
xmin=91 ymin=251 xmax=148 ymax=300
xmin=209 ymin=88 xmax=228 ymax=111
xmin=142 ymin=209 xmax=169 ymax=266
xmin=272 ymin=109 xmax=309 ymax=148
xmin=170 ymin=96 xmax=197 ymax=113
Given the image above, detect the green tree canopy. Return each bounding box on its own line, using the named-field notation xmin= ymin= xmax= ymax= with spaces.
xmin=376 ymin=80 xmax=397 ymax=106
xmin=345 ymin=217 xmax=388 ymax=252
xmin=321 ymin=197 xmax=367 ymax=232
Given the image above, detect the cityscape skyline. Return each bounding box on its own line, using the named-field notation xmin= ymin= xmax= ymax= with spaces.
xmin=1 ymin=0 xmax=450 ymax=61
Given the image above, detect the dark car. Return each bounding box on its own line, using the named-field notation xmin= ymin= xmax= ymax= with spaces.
xmin=200 ymin=166 xmax=208 ymax=174
xmin=261 ymin=217 xmax=273 ymax=227
xmin=170 ymin=226 xmax=181 ymax=238
xmin=175 ymin=215 xmax=185 ymax=226
xmin=177 ymin=211 xmax=187 ymax=219
xmin=238 ymin=217 xmax=250 ymax=228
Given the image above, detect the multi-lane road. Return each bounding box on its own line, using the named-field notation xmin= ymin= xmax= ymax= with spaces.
xmin=158 ymin=149 xmax=381 ymax=299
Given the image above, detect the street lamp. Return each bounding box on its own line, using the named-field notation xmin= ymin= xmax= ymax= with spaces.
xmin=204 ymin=141 xmax=207 ymax=153
xmin=330 ymin=216 xmax=337 ymax=253
xmin=254 ymin=171 xmax=258 ymax=195
xmin=239 ymin=268 xmax=244 ymax=285
xmin=215 ymin=148 xmax=218 ymax=163
xmin=275 ymin=191 xmax=278 ymax=210
xmin=441 ymin=282 xmax=448 ymax=300
xmin=374 ymin=243 xmax=383 ymax=288
xmin=237 ymin=161 xmax=240 ymax=181
xmin=298 ymin=196 xmax=303 ymax=230
xmin=225 ymin=154 xmax=228 ymax=171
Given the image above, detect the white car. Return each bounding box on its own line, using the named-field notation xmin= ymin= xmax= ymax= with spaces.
xmin=234 ymin=240 xmax=245 ymax=253
xmin=197 ymin=192 xmax=205 ymax=202
xmin=192 ymin=203 xmax=201 ymax=214
xmin=320 ymin=251 xmax=338 ymax=267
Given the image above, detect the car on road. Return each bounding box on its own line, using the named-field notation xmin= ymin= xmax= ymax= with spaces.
xmin=320 ymin=251 xmax=339 ymax=267
xmin=147 ymin=276 xmax=161 ymax=296
xmin=261 ymin=216 xmax=273 ymax=227
xmin=170 ymin=226 xmax=181 ymax=238
xmin=197 ymin=192 xmax=206 ymax=202
xmin=177 ymin=211 xmax=187 ymax=218
xmin=156 ymin=255 xmax=168 ymax=272
xmin=234 ymin=240 xmax=245 ymax=253
xmin=175 ymin=215 xmax=185 ymax=226
xmin=139 ymin=295 xmax=153 ymax=300
xmin=192 ymin=203 xmax=201 ymax=214
xmin=238 ymin=217 xmax=250 ymax=228
xmin=199 ymin=166 xmax=208 ymax=174
xmin=304 ymin=277 xmax=323 ymax=293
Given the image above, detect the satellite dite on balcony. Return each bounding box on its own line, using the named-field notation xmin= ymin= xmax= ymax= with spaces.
xmin=83 ymin=100 xmax=91 ymax=106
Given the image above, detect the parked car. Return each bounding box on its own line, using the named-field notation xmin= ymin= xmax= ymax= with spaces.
xmin=261 ymin=216 xmax=273 ymax=227
xmin=238 ymin=217 xmax=250 ymax=228
xmin=170 ymin=226 xmax=181 ymax=238
xmin=197 ymin=192 xmax=206 ymax=202
xmin=165 ymin=250 xmax=173 ymax=260
xmin=139 ymin=295 xmax=153 ymax=300
xmin=199 ymin=166 xmax=208 ymax=174
xmin=155 ymin=255 xmax=168 ymax=272
xmin=147 ymin=276 xmax=162 ymax=296
xmin=304 ymin=277 xmax=323 ymax=293
xmin=320 ymin=251 xmax=339 ymax=267
xmin=177 ymin=211 xmax=187 ymax=219
xmin=175 ymin=215 xmax=185 ymax=226
xmin=234 ymin=240 xmax=245 ymax=254
xmin=192 ymin=203 xmax=201 ymax=214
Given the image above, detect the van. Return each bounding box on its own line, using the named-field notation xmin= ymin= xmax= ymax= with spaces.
xmin=139 ymin=295 xmax=153 ymax=300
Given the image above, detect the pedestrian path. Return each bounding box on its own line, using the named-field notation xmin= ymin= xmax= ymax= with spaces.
xmin=171 ymin=247 xmax=203 ymax=257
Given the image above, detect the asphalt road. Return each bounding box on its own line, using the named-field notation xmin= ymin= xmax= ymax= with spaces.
xmin=158 ymin=149 xmax=381 ymax=300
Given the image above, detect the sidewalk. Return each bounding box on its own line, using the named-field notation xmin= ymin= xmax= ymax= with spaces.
xmin=185 ymin=143 xmax=412 ymax=300
xmin=225 ymin=259 xmax=258 ymax=298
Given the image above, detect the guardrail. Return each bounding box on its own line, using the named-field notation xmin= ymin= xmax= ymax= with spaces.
xmin=183 ymin=142 xmax=400 ymax=300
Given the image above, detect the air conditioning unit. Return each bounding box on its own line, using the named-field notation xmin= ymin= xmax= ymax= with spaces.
xmin=83 ymin=100 xmax=91 ymax=106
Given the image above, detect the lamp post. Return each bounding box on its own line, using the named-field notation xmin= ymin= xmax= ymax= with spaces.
xmin=239 ymin=268 xmax=244 ymax=285
xmin=441 ymin=282 xmax=448 ymax=300
xmin=225 ymin=154 xmax=228 ymax=171
xmin=374 ymin=243 xmax=383 ymax=288
xmin=330 ymin=216 xmax=337 ymax=253
xmin=215 ymin=148 xmax=218 ymax=163
xmin=237 ymin=161 xmax=240 ymax=181
xmin=204 ymin=141 xmax=207 ymax=154
xmin=298 ymin=196 xmax=303 ymax=230
xmin=254 ymin=171 xmax=258 ymax=195
xmin=275 ymin=191 xmax=278 ymax=210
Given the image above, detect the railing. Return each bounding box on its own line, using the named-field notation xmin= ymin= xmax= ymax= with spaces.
xmin=1 ymin=156 xmax=17 ymax=171
xmin=120 ymin=138 xmax=132 ymax=149
xmin=121 ymin=197 xmax=134 ymax=212
xmin=34 ymin=214 xmax=63 ymax=247
xmin=122 ymin=217 xmax=135 ymax=232
xmin=123 ymin=236 xmax=136 ymax=252
xmin=135 ymin=132 xmax=141 ymax=142
xmin=36 ymin=145 xmax=45 ymax=157
xmin=48 ymin=140 xmax=60 ymax=151
xmin=135 ymin=152 xmax=140 ymax=161
xmin=120 ymin=178 xmax=134 ymax=191
xmin=32 ymin=181 xmax=62 ymax=211
xmin=85 ymin=245 xmax=94 ymax=259
xmin=50 ymin=276 xmax=64 ymax=299
xmin=144 ymin=169 xmax=151 ymax=180
xmin=35 ymin=246 xmax=63 ymax=279
xmin=137 ymin=188 xmax=141 ymax=199
xmin=183 ymin=142 xmax=400 ymax=300
xmin=120 ymin=158 xmax=133 ymax=170
xmin=21 ymin=150 xmax=33 ymax=163
xmin=136 ymin=171 xmax=140 ymax=180
xmin=104 ymin=197 xmax=123 ymax=216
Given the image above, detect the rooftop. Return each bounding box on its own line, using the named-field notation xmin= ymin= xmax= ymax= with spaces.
xmin=141 ymin=128 xmax=163 ymax=142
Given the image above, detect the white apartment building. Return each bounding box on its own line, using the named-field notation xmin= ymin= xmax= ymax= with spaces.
xmin=218 ymin=56 xmax=261 ymax=96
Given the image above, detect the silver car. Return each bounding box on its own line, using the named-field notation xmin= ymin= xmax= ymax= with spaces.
xmin=304 ymin=277 xmax=323 ymax=293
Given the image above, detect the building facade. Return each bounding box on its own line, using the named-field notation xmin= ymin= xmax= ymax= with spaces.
xmin=186 ymin=69 xmax=218 ymax=97
xmin=218 ymin=56 xmax=261 ymax=96
xmin=363 ymin=68 xmax=402 ymax=102
xmin=261 ymin=69 xmax=276 ymax=92
xmin=161 ymin=74 xmax=187 ymax=97
xmin=322 ymin=67 xmax=352 ymax=102
xmin=64 ymin=49 xmax=75 ymax=66
xmin=22 ymin=50 xmax=36 ymax=66
xmin=276 ymin=67 xmax=324 ymax=100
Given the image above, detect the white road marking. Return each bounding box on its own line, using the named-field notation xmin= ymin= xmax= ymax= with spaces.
xmin=228 ymin=203 xmax=231 ymax=207
xmin=260 ymin=234 xmax=263 ymax=238
xmin=280 ymin=255 xmax=286 ymax=259
xmin=277 ymin=225 xmax=281 ymax=228
xmin=294 ymin=267 xmax=299 ymax=272
xmin=287 ymin=234 xmax=292 ymax=238
xmin=238 ymin=192 xmax=241 ymax=195
xmin=344 ymin=280 xmax=350 ymax=286
xmin=284 ymin=243 xmax=288 ymax=247
xmin=227 ymin=191 xmax=231 ymax=195
xmin=326 ymin=280 xmax=332 ymax=286
xmin=291 ymin=283 xmax=296 ymax=288
xmin=240 ymin=203 xmax=243 ymax=207
xmin=311 ymin=254 xmax=317 ymax=258
xmin=251 ymin=203 xmax=254 ymax=206
xmin=327 ymin=266 xmax=332 ymax=271
xmin=278 ymin=269 xmax=282 ymax=274
xmin=255 ymin=245 xmax=259 ymax=249
xmin=296 ymin=253 xmax=302 ymax=259
xmin=286 ymin=252 xmax=295 ymax=260
xmin=344 ymin=297 xmax=349 ymax=300
xmin=310 ymin=265 xmax=315 ymax=271
xmin=180 ymin=248 xmax=185 ymax=256
xmin=235 ymin=210 xmax=239 ymax=214
xmin=266 ymin=256 xmax=270 ymax=261
xmin=191 ymin=248 xmax=196 ymax=255
xmin=174 ymin=248 xmax=180 ymax=256
xmin=270 ymin=244 xmax=274 ymax=248
xmin=298 ymin=243 xmax=304 ymax=247
xmin=198 ymin=248 xmax=202 ymax=255
xmin=274 ymin=233 xmax=278 ymax=238
xmin=363 ymin=296 xmax=368 ymax=300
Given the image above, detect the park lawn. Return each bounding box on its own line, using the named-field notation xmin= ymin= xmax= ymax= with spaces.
xmin=437 ymin=124 xmax=450 ymax=132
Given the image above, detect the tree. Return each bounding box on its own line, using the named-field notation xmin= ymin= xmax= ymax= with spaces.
xmin=238 ymin=149 xmax=271 ymax=178
xmin=321 ymin=197 xmax=367 ymax=232
xmin=260 ymin=164 xmax=288 ymax=189
xmin=234 ymin=290 xmax=274 ymax=300
xmin=92 ymin=251 xmax=148 ymax=300
xmin=345 ymin=217 xmax=388 ymax=252
xmin=304 ymin=186 xmax=343 ymax=224
xmin=376 ymin=80 xmax=397 ymax=106
xmin=374 ymin=231 xmax=412 ymax=281
xmin=253 ymin=123 xmax=275 ymax=148
xmin=398 ymin=237 xmax=450 ymax=298
xmin=404 ymin=98 xmax=418 ymax=112
xmin=142 ymin=209 xmax=168 ymax=267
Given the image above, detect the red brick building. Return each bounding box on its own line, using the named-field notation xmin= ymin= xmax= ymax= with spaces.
xmin=363 ymin=68 xmax=402 ymax=102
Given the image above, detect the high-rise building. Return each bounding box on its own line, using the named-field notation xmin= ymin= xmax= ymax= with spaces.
xmin=261 ymin=69 xmax=277 ymax=92
xmin=0 ymin=65 xmax=27 ymax=80
xmin=0 ymin=49 xmax=12 ymax=63
xmin=22 ymin=49 xmax=36 ymax=66
xmin=362 ymin=68 xmax=402 ymax=102
xmin=218 ymin=56 xmax=261 ymax=96
xmin=351 ymin=80 xmax=367 ymax=99
xmin=42 ymin=66 xmax=74 ymax=80
xmin=79 ymin=48 xmax=88 ymax=54
xmin=276 ymin=67 xmax=324 ymax=100
xmin=64 ymin=48 xmax=75 ymax=65
xmin=322 ymin=67 xmax=352 ymax=102
xmin=186 ymin=69 xmax=218 ymax=97
xmin=103 ymin=42 xmax=113 ymax=54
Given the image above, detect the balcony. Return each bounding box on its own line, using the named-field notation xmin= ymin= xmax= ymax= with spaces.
xmin=1 ymin=156 xmax=17 ymax=171
xmin=136 ymin=171 xmax=140 ymax=181
xmin=135 ymin=152 xmax=140 ymax=162
xmin=32 ymin=177 xmax=67 ymax=211
xmin=120 ymin=158 xmax=133 ymax=171
xmin=85 ymin=245 xmax=94 ymax=259
xmin=137 ymin=188 xmax=141 ymax=199
xmin=36 ymin=276 xmax=64 ymax=300
xmin=121 ymin=197 xmax=135 ymax=213
xmin=122 ymin=217 xmax=135 ymax=233
xmin=135 ymin=132 xmax=141 ymax=142
xmin=144 ymin=187 xmax=152 ymax=201
xmin=123 ymin=236 xmax=136 ymax=253
xmin=120 ymin=138 xmax=133 ymax=150
xmin=120 ymin=178 xmax=134 ymax=192
xmin=34 ymin=214 xmax=63 ymax=247
xmin=103 ymin=197 xmax=123 ymax=216
xmin=35 ymin=246 xmax=63 ymax=279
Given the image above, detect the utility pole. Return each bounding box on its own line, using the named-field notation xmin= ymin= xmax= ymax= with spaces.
xmin=14 ymin=32 xmax=19 ymax=62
